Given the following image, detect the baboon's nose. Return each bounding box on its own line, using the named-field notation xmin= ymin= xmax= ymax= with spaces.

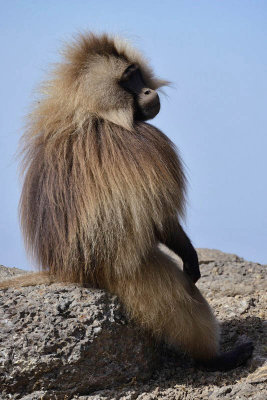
xmin=139 ymin=88 xmax=160 ymax=120
xmin=142 ymin=88 xmax=157 ymax=100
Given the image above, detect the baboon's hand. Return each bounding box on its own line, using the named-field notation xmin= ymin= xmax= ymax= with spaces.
xmin=183 ymin=260 xmax=201 ymax=283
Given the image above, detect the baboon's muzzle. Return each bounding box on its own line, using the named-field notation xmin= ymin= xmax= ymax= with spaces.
xmin=138 ymin=88 xmax=160 ymax=120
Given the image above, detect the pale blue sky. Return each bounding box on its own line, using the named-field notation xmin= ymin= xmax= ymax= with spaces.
xmin=0 ymin=0 xmax=266 ymax=269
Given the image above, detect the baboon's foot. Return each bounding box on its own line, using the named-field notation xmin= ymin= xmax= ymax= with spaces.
xmin=197 ymin=341 xmax=254 ymax=371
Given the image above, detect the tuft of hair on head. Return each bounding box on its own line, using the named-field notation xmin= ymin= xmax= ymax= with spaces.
xmin=34 ymin=32 xmax=169 ymax=132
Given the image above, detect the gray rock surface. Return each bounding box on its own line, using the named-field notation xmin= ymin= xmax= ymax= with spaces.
xmin=0 ymin=284 xmax=158 ymax=399
xmin=0 ymin=249 xmax=266 ymax=399
xmin=0 ymin=264 xmax=27 ymax=280
xmin=196 ymin=248 xmax=244 ymax=264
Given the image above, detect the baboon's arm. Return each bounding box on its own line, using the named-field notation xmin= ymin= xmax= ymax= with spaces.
xmin=156 ymin=217 xmax=200 ymax=283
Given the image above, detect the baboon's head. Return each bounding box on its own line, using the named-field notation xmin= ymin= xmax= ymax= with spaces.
xmin=53 ymin=33 xmax=168 ymax=130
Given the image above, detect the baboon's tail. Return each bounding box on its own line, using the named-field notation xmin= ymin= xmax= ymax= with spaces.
xmin=0 ymin=271 xmax=55 ymax=289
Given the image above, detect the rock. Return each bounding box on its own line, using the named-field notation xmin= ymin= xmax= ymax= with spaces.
xmin=197 ymin=248 xmax=244 ymax=264
xmin=0 ymin=264 xmax=27 ymax=280
xmin=0 ymin=248 xmax=266 ymax=400
xmin=247 ymin=363 xmax=267 ymax=384
xmin=197 ymin=260 xmax=266 ymax=297
xmin=0 ymin=283 xmax=159 ymax=399
xmin=209 ymin=383 xmax=267 ymax=399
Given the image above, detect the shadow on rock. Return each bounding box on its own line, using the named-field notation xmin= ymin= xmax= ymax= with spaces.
xmin=144 ymin=316 xmax=266 ymax=389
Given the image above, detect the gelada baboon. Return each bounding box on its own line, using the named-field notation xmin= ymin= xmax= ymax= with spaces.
xmin=1 ymin=33 xmax=253 ymax=370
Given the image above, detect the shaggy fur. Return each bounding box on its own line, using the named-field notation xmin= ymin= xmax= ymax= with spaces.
xmin=1 ymin=33 xmax=220 ymax=360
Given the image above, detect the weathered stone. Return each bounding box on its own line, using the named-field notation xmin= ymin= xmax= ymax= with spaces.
xmin=0 ymin=248 xmax=266 ymax=400
xmin=0 ymin=283 xmax=159 ymax=399
xmin=0 ymin=264 xmax=27 ymax=280
xmin=196 ymin=248 xmax=244 ymax=264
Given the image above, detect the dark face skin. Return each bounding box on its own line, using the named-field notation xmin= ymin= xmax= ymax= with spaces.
xmin=119 ymin=64 xmax=160 ymax=121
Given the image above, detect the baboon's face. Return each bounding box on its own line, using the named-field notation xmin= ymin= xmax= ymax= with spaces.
xmin=119 ymin=63 xmax=160 ymax=121
xmin=63 ymin=35 xmax=167 ymax=128
xmin=79 ymin=55 xmax=160 ymax=122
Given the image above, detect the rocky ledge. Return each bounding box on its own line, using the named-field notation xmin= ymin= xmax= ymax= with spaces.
xmin=0 ymin=249 xmax=266 ymax=400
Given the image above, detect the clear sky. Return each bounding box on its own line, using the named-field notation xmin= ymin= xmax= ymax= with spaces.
xmin=0 ymin=0 xmax=266 ymax=270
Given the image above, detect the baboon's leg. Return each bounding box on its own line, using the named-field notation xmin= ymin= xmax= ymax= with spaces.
xmin=112 ymin=248 xmax=219 ymax=360
xmin=111 ymin=248 xmax=253 ymax=369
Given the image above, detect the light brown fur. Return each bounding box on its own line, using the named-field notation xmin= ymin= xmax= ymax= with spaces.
xmin=1 ymin=33 xmax=219 ymax=360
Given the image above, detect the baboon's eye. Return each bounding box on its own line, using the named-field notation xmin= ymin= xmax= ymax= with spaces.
xmin=119 ymin=64 xmax=146 ymax=95
xmin=121 ymin=64 xmax=139 ymax=82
